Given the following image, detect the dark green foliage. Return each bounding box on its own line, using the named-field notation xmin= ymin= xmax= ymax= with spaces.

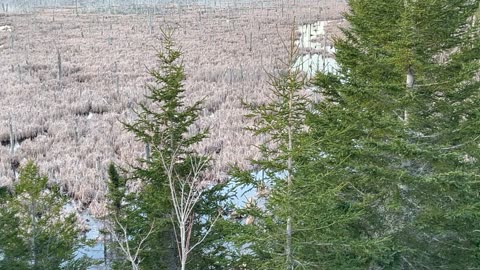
xmin=96 ymin=2 xmax=480 ymax=269
xmin=229 ymin=1 xmax=479 ymax=269
xmin=227 ymin=31 xmax=370 ymax=269
xmin=187 ymin=182 xmax=241 ymax=270
xmin=0 ymin=186 xmax=9 ymax=200
xmin=107 ymin=163 xmax=125 ymax=214
xmin=309 ymin=0 xmax=480 ymax=268
xmin=238 ymin=40 xmax=309 ymax=269
xmin=121 ymin=30 xmax=203 ymax=270
xmin=0 ymin=161 xmax=94 ymax=270
xmin=116 ymin=30 xmax=232 ymax=270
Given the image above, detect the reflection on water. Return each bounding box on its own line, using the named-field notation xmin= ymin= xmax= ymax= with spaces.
xmin=62 ymin=202 xmax=105 ymax=269
xmin=295 ymin=20 xmax=340 ymax=77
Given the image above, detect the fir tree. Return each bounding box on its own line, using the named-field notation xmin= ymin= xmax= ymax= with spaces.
xmin=233 ymin=25 xmax=376 ymax=269
xmin=242 ymin=30 xmax=309 ymax=269
xmin=311 ymin=0 xmax=480 ymax=268
xmin=228 ymin=28 xmax=368 ymax=269
xmin=107 ymin=163 xmax=125 ymax=215
xmin=121 ymin=30 xmax=225 ymax=270
xmin=0 ymin=161 xmax=94 ymax=270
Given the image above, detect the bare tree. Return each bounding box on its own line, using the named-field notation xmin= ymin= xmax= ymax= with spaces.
xmin=157 ymin=148 xmax=220 ymax=270
xmin=107 ymin=215 xmax=156 ymax=270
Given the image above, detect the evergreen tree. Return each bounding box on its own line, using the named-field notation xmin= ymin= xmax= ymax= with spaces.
xmin=106 ymin=164 xmax=157 ymax=270
xmin=310 ymin=0 xmax=480 ymax=268
xmin=104 ymin=162 xmax=143 ymax=270
xmin=243 ymin=32 xmax=308 ymax=269
xmin=107 ymin=163 xmax=125 ymax=216
xmin=0 ymin=161 xmax=94 ymax=270
xmin=120 ymin=30 xmax=227 ymax=270
xmin=229 ymin=29 xmax=368 ymax=269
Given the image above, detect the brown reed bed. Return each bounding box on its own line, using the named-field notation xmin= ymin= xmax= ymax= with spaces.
xmin=0 ymin=0 xmax=346 ymax=216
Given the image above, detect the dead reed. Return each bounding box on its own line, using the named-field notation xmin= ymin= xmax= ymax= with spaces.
xmin=0 ymin=0 xmax=346 ymax=216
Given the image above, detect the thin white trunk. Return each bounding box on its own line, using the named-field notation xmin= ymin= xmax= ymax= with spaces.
xmin=406 ymin=66 xmax=414 ymax=89
xmin=405 ymin=66 xmax=414 ymax=124
xmin=403 ymin=0 xmax=414 ymax=124
xmin=158 ymin=148 xmax=217 ymax=270
xmin=285 ymin=69 xmax=294 ymax=270
xmin=30 ymin=199 xmax=38 ymax=267
xmin=108 ymin=216 xmax=155 ymax=270
xmin=181 ymin=255 xmax=187 ymax=270
xmin=180 ymin=223 xmax=187 ymax=270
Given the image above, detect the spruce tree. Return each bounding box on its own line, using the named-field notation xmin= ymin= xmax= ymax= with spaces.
xmin=310 ymin=0 xmax=480 ymax=268
xmin=0 ymin=161 xmax=94 ymax=270
xmin=248 ymin=33 xmax=308 ymax=270
xmin=229 ymin=29 xmax=368 ymax=269
xmin=121 ymin=30 xmax=226 ymax=270
xmin=107 ymin=163 xmax=125 ymax=216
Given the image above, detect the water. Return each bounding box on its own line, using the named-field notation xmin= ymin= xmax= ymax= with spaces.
xmin=78 ymin=214 xmax=105 ymax=261
xmin=295 ymin=20 xmax=339 ymax=77
xmin=62 ymin=202 xmax=105 ymax=269
xmin=296 ymin=53 xmax=338 ymax=76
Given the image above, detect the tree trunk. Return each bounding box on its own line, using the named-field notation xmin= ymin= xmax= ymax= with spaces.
xmin=30 ymin=199 xmax=38 ymax=268
xmin=285 ymin=76 xmax=293 ymax=270
xmin=57 ymin=49 xmax=62 ymax=82
xmin=404 ymin=66 xmax=414 ymax=123
xmin=180 ymin=223 xmax=187 ymax=270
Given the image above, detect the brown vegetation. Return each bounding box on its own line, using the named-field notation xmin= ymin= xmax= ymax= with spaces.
xmin=0 ymin=0 xmax=346 ymax=216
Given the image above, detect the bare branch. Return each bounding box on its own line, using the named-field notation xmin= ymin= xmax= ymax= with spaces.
xmin=187 ymin=210 xmax=221 ymax=255
xmin=107 ymin=214 xmax=156 ymax=270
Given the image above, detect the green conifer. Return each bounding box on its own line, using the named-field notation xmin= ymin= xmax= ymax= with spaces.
xmin=0 ymin=161 xmax=93 ymax=270
xmin=310 ymin=0 xmax=480 ymax=268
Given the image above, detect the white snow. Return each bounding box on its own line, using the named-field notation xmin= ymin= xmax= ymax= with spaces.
xmin=0 ymin=25 xmax=12 ymax=32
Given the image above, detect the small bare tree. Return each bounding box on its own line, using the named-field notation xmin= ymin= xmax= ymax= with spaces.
xmin=123 ymin=30 xmax=220 ymax=270
xmin=157 ymin=148 xmax=220 ymax=270
xmin=106 ymin=216 xmax=155 ymax=270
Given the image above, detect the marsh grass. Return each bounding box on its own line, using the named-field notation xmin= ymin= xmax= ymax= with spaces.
xmin=0 ymin=0 xmax=346 ymax=216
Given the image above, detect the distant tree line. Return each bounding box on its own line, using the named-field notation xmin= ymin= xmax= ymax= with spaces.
xmin=1 ymin=0 xmax=479 ymax=269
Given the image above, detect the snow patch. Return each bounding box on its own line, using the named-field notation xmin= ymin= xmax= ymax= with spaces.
xmin=0 ymin=25 xmax=12 ymax=32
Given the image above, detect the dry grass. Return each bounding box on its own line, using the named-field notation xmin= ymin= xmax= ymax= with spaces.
xmin=0 ymin=0 xmax=346 ymax=216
